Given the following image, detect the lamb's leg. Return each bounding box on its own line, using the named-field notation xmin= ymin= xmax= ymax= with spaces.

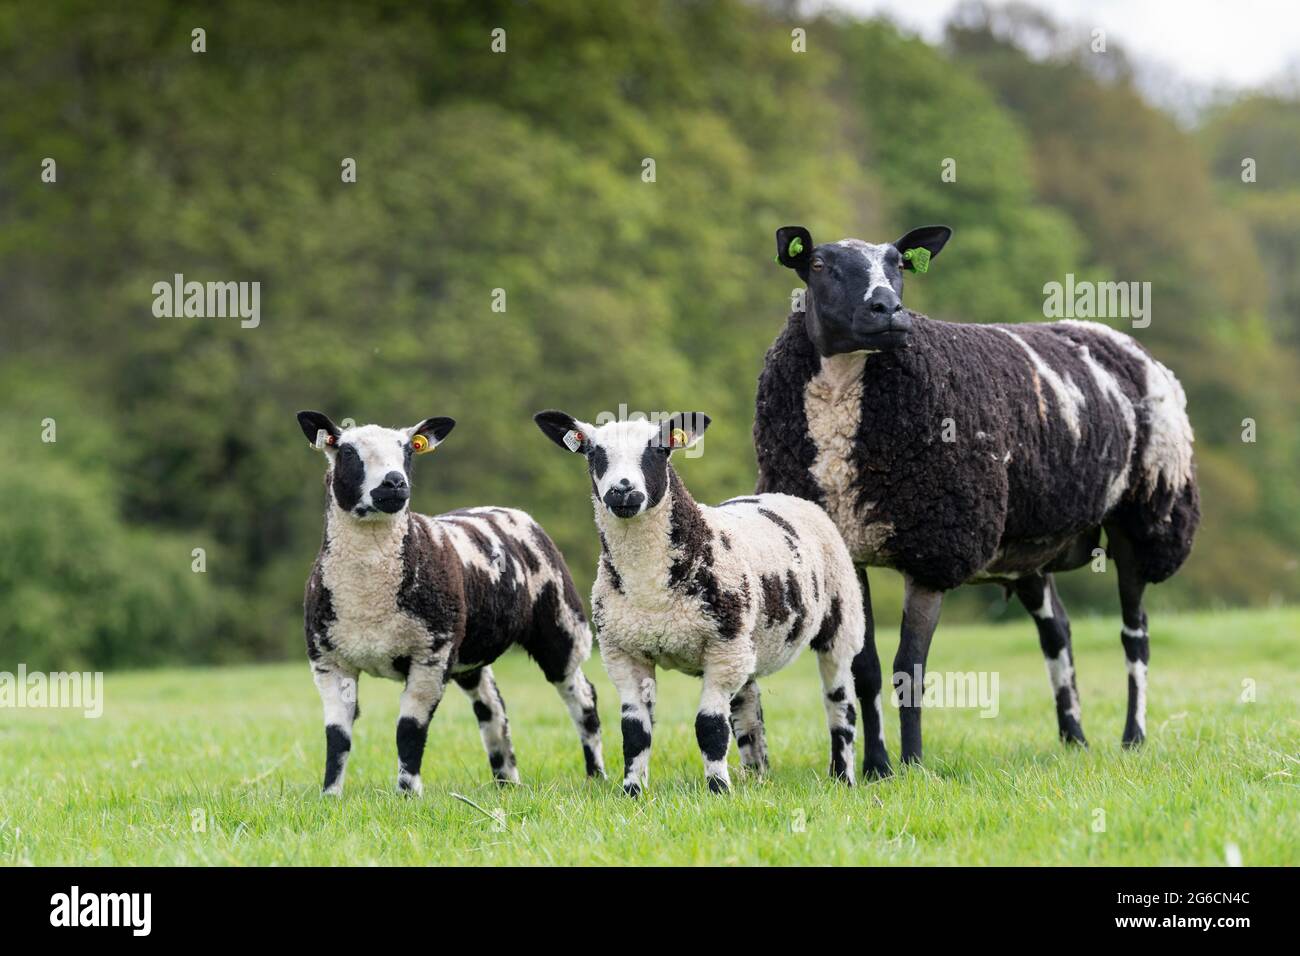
xmin=1013 ymin=573 xmax=1087 ymax=745
xmin=453 ymin=666 xmax=520 ymax=785
xmin=313 ymin=663 xmax=359 ymax=796
xmin=520 ymin=580 xmax=604 ymax=778
xmin=603 ymin=644 xmax=656 ymax=797
xmin=851 ymin=567 xmax=892 ymax=779
xmin=894 ymin=575 xmax=944 ymax=765
xmin=395 ymin=658 xmax=449 ymax=795
xmin=697 ymin=654 xmax=751 ymax=794
xmin=816 ymin=643 xmax=858 ymax=786
xmin=729 ymin=678 xmax=768 ymax=775
xmin=552 ymin=667 xmax=605 ymax=779
xmin=1109 ymin=530 xmax=1150 ymax=748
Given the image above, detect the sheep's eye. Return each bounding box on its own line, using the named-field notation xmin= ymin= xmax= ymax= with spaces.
xmin=811 ymin=258 xmax=825 ymax=272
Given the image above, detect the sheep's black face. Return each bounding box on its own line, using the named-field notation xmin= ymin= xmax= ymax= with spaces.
xmin=296 ymin=412 xmax=456 ymax=521
xmin=805 ymin=239 xmax=910 ymax=355
xmin=775 ymin=225 xmax=952 ymax=357
xmin=533 ymin=410 xmax=711 ymax=521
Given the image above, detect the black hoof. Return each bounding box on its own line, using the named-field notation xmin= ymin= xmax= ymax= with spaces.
xmin=706 ymin=775 xmax=730 ymax=794
xmin=1122 ymin=729 xmax=1146 ymax=749
xmin=622 ymin=781 xmax=642 ymax=798
xmin=1059 ymin=722 xmax=1089 ymax=747
xmin=862 ymin=748 xmax=893 ymax=780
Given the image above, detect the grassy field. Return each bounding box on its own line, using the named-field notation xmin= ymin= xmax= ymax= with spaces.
xmin=2 ymin=607 xmax=1296 ymax=866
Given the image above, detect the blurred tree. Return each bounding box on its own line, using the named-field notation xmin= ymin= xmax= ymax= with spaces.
xmin=0 ymin=0 xmax=1294 ymax=666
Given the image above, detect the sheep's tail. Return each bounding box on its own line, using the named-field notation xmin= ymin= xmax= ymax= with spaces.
xmin=1115 ymin=359 xmax=1200 ymax=584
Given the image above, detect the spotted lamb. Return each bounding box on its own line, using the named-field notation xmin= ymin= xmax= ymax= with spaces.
xmin=296 ymin=410 xmax=604 ymax=796
xmin=534 ymin=410 xmax=867 ymax=796
xmin=756 ymin=225 xmax=1200 ymax=773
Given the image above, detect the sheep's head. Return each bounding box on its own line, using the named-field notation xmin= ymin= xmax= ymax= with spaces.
xmin=533 ymin=410 xmax=710 ymax=520
xmin=775 ymin=224 xmax=951 ymax=357
xmin=296 ymin=411 xmax=455 ymax=520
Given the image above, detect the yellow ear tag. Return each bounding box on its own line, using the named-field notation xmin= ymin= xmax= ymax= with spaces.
xmin=412 ymin=434 xmax=432 ymax=454
xmin=670 ymin=427 xmax=689 ymax=448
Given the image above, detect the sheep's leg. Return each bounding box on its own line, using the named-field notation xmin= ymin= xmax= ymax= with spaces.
xmin=551 ymin=667 xmax=605 ymax=779
xmin=816 ymin=643 xmax=858 ymax=785
xmin=313 ymin=663 xmax=359 ymax=796
xmin=697 ymin=652 xmax=751 ymax=794
xmin=603 ymin=644 xmax=656 ymax=797
xmin=395 ymin=657 xmax=450 ymax=795
xmin=851 ymin=567 xmax=892 ymax=779
xmin=520 ymin=585 xmax=604 ymax=778
xmin=729 ymin=678 xmax=769 ymax=775
xmin=1013 ymin=573 xmax=1087 ymax=746
xmin=453 ymin=666 xmax=520 ymax=785
xmin=894 ymin=576 xmax=944 ymax=765
xmin=1109 ymin=530 xmax=1150 ymax=748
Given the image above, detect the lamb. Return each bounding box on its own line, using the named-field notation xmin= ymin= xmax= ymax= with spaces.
xmin=295 ymin=410 xmax=604 ymax=795
xmin=755 ymin=225 xmax=1200 ymax=773
xmin=534 ymin=409 xmax=867 ymax=796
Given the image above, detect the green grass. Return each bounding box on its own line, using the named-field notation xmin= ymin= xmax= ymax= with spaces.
xmin=2 ymin=607 xmax=1297 ymax=865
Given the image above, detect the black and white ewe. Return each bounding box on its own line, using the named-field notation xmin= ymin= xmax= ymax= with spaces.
xmin=296 ymin=410 xmax=604 ymax=795
xmin=535 ymin=410 xmax=867 ymax=795
xmin=754 ymin=226 xmax=1199 ymax=774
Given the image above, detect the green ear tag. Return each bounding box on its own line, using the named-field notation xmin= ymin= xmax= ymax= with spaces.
xmin=903 ymin=247 xmax=931 ymax=274
xmin=787 ymin=236 xmax=804 ymax=258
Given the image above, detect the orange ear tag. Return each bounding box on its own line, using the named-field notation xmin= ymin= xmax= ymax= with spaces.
xmin=412 ymin=434 xmax=432 ymax=454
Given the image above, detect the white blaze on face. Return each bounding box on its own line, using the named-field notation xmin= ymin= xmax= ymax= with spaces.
xmin=335 ymin=424 xmax=411 ymax=514
xmin=835 ymin=239 xmax=895 ymax=300
xmin=587 ymin=419 xmax=662 ymax=511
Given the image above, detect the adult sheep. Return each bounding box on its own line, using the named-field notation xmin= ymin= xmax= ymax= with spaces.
xmin=754 ymin=225 xmax=1199 ymax=775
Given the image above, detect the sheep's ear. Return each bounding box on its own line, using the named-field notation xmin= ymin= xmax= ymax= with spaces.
xmin=408 ymin=417 xmax=455 ymax=453
xmin=658 ymin=412 xmax=711 ymax=452
xmin=775 ymin=225 xmax=813 ymax=279
xmin=297 ymin=410 xmax=341 ymax=450
xmin=534 ymin=410 xmax=591 ymax=454
xmin=895 ymin=225 xmax=952 ymax=272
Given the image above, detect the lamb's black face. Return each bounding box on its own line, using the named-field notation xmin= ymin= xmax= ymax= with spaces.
xmin=296 ymin=412 xmax=456 ymax=521
xmin=775 ymin=225 xmax=952 ymax=357
xmin=329 ymin=428 xmax=414 ymax=518
xmin=582 ymin=422 xmax=673 ymax=519
xmin=533 ymin=410 xmax=711 ymax=521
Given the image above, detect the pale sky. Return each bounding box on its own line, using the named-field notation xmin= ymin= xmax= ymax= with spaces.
xmin=822 ymin=0 xmax=1300 ymax=90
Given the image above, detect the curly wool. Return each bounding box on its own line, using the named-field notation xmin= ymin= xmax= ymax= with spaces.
xmin=755 ymin=311 xmax=1200 ymax=591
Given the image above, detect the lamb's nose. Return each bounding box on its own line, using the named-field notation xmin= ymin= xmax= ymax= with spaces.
xmin=381 ymin=471 xmax=407 ymax=489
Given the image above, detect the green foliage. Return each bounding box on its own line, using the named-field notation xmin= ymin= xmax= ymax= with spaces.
xmin=0 ymin=371 xmax=229 ymax=669
xmin=0 ymin=1 xmax=1296 ymax=666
